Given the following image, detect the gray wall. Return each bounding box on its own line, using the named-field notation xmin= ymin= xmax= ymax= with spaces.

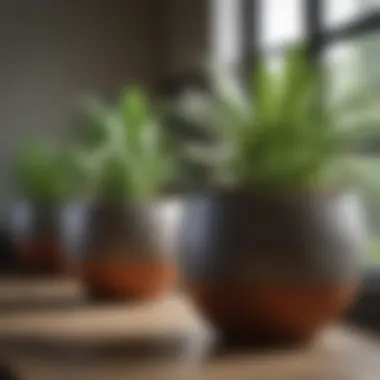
xmin=159 ymin=0 xmax=209 ymax=77
xmin=0 ymin=0 xmax=210 ymax=200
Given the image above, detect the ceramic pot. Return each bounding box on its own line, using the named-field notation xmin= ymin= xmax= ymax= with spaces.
xmin=180 ymin=189 xmax=364 ymax=343
xmin=62 ymin=198 xmax=183 ymax=300
xmin=0 ymin=219 xmax=18 ymax=274
xmin=8 ymin=202 xmax=66 ymax=274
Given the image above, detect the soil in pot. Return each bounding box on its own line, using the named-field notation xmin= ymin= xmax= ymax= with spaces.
xmin=179 ymin=189 xmax=364 ymax=344
xmin=62 ymin=200 xmax=180 ymax=301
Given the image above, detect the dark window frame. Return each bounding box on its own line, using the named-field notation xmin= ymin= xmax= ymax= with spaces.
xmin=242 ymin=0 xmax=380 ymax=63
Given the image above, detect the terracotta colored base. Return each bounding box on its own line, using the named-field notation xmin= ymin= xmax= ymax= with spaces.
xmin=187 ymin=283 xmax=358 ymax=343
xmin=78 ymin=260 xmax=177 ymax=301
xmin=17 ymin=238 xmax=67 ymax=274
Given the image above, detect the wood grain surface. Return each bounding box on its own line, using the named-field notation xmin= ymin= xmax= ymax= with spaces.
xmin=0 ymin=277 xmax=379 ymax=380
xmin=0 ymin=295 xmax=211 ymax=343
xmin=0 ymin=276 xmax=84 ymax=308
xmin=201 ymin=326 xmax=380 ymax=380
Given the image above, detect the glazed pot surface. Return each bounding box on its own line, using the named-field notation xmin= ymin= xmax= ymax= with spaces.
xmin=61 ymin=199 xmax=183 ymax=299
xmin=62 ymin=199 xmax=183 ymax=262
xmin=187 ymin=282 xmax=357 ymax=343
xmin=180 ymin=190 xmax=363 ymax=285
xmin=180 ymin=189 xmax=364 ymax=342
xmin=8 ymin=201 xmax=66 ymax=273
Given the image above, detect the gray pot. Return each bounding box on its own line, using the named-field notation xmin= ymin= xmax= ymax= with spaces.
xmin=61 ymin=197 xmax=184 ymax=300
xmin=8 ymin=201 xmax=66 ymax=274
xmin=179 ymin=189 xmax=365 ymax=342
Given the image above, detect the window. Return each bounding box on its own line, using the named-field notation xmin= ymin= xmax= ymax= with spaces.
xmin=323 ymin=0 xmax=362 ymax=30
xmin=259 ymin=0 xmax=305 ymax=48
xmin=322 ymin=2 xmax=380 ymax=267
xmin=211 ymin=0 xmax=242 ymax=67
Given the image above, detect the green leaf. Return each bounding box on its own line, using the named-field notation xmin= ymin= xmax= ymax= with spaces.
xmin=250 ymin=56 xmax=280 ymax=126
xmin=175 ymin=42 xmax=380 ymax=191
xmin=72 ymin=85 xmax=176 ymax=200
xmin=120 ymin=87 xmax=151 ymax=152
xmin=14 ymin=139 xmax=81 ymax=202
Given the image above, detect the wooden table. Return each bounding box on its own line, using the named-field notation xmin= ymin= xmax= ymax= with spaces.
xmin=202 ymin=326 xmax=380 ymax=379
xmin=0 ymin=277 xmax=379 ymax=380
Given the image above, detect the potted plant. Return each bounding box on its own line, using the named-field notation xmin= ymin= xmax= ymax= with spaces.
xmin=177 ymin=46 xmax=375 ymax=343
xmin=63 ymin=87 xmax=182 ymax=300
xmin=8 ymin=138 xmax=80 ymax=274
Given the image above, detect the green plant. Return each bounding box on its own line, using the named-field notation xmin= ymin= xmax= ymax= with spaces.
xmin=70 ymin=95 xmax=113 ymax=151
xmin=179 ymin=45 xmax=380 ymax=191
xmin=74 ymin=87 xmax=175 ymax=200
xmin=14 ymin=138 xmax=81 ymax=203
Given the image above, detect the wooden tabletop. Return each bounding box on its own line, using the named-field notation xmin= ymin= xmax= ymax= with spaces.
xmin=0 ymin=276 xmax=379 ymax=380
xmin=0 ymin=276 xmax=84 ymax=312
xmin=202 ymin=326 xmax=380 ymax=380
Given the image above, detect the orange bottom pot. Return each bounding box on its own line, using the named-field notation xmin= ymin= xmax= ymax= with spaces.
xmin=78 ymin=259 xmax=177 ymax=300
xmin=187 ymin=283 xmax=357 ymax=343
xmin=18 ymin=238 xmax=67 ymax=274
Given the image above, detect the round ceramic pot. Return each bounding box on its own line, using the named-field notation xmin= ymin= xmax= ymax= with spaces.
xmin=179 ymin=189 xmax=364 ymax=343
xmin=0 ymin=219 xmax=18 ymax=274
xmin=8 ymin=201 xmax=67 ymax=274
xmin=61 ymin=198 xmax=183 ymax=300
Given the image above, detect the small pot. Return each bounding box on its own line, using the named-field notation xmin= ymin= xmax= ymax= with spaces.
xmin=0 ymin=218 xmax=18 ymax=274
xmin=8 ymin=201 xmax=67 ymax=274
xmin=179 ymin=189 xmax=364 ymax=343
xmin=61 ymin=198 xmax=183 ymax=300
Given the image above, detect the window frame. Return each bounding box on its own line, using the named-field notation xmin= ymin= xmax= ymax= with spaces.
xmin=242 ymin=0 xmax=380 ymax=62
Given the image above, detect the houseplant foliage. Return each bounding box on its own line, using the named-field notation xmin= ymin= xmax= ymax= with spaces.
xmin=72 ymin=88 xmax=176 ymax=200
xmin=14 ymin=138 xmax=80 ymax=203
xmin=178 ymin=45 xmax=370 ymax=342
xmin=64 ymin=86 xmax=179 ymax=300
xmin=179 ymin=45 xmax=380 ymax=192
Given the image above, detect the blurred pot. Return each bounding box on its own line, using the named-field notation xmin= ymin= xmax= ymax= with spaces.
xmin=62 ymin=197 xmax=184 ymax=300
xmin=180 ymin=189 xmax=364 ymax=343
xmin=0 ymin=218 xmax=18 ymax=274
xmin=8 ymin=201 xmax=67 ymax=274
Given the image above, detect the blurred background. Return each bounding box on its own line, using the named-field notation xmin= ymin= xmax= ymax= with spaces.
xmin=1 ymin=1 xmax=380 ymax=378
xmin=0 ymin=0 xmax=208 ymax=202
xmin=0 ymin=0 xmax=380 ymax=266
